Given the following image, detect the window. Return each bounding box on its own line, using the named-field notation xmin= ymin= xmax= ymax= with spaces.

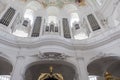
xmin=89 ymin=76 xmax=97 ymax=80
xmin=45 ymin=16 xmax=59 ymax=33
xmin=46 ymin=26 xmax=49 ymax=32
xmin=55 ymin=27 xmax=58 ymax=32
xmin=74 ymin=24 xmax=80 ymax=30
xmin=70 ymin=13 xmax=80 ymax=27
xmin=0 ymin=75 xmax=11 ymax=80
xmin=22 ymin=20 xmax=29 ymax=27
xmin=47 ymin=16 xmax=57 ymax=25
xmin=24 ymin=9 xmax=34 ymax=25
xmin=50 ymin=23 xmax=54 ymax=32
xmin=13 ymin=29 xmax=28 ymax=37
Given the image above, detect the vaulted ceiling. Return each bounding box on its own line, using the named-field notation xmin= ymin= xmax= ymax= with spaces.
xmin=20 ymin=0 xmax=85 ymax=8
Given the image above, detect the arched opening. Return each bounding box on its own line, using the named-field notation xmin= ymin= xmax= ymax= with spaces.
xmin=107 ymin=60 xmax=120 ymax=78
xmin=87 ymin=56 xmax=120 ymax=80
xmin=0 ymin=57 xmax=13 ymax=80
xmin=44 ymin=6 xmax=60 ymax=34
xmin=70 ymin=12 xmax=80 ymax=28
xmin=25 ymin=61 xmax=77 ymax=80
xmin=12 ymin=1 xmax=43 ymax=37
xmin=63 ymin=4 xmax=89 ymax=40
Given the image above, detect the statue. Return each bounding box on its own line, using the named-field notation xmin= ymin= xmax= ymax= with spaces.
xmin=38 ymin=66 xmax=64 ymax=80
xmin=104 ymin=72 xmax=113 ymax=80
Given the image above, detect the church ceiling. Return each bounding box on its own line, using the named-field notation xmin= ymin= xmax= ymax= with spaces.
xmin=21 ymin=0 xmax=85 ymax=8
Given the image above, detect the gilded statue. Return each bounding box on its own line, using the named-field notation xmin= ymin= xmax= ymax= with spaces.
xmin=38 ymin=66 xmax=64 ymax=80
xmin=104 ymin=72 xmax=113 ymax=80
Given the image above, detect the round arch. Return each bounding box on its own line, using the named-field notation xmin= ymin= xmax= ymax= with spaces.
xmin=0 ymin=56 xmax=13 ymax=80
xmin=63 ymin=4 xmax=78 ymax=13
xmin=87 ymin=56 xmax=120 ymax=76
xmin=107 ymin=60 xmax=120 ymax=77
xmin=26 ymin=1 xmax=43 ymax=10
xmin=24 ymin=1 xmax=44 ymax=24
xmin=24 ymin=60 xmax=78 ymax=80
xmin=46 ymin=6 xmax=60 ymax=16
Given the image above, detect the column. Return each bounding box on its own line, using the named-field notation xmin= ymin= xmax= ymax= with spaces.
xmin=77 ymin=57 xmax=89 ymax=80
xmin=11 ymin=56 xmax=25 ymax=80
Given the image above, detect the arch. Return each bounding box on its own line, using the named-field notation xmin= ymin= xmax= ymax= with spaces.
xmin=0 ymin=55 xmax=13 ymax=65
xmin=14 ymin=1 xmax=44 ymax=38
xmin=62 ymin=4 xmax=79 ymax=26
xmin=107 ymin=60 xmax=120 ymax=77
xmin=63 ymin=4 xmax=78 ymax=13
xmin=87 ymin=56 xmax=120 ymax=76
xmin=24 ymin=60 xmax=78 ymax=80
xmin=46 ymin=6 xmax=60 ymax=16
xmin=26 ymin=1 xmax=43 ymax=11
xmin=24 ymin=1 xmax=44 ymax=24
xmin=70 ymin=12 xmax=80 ymax=27
xmin=0 ymin=56 xmax=13 ymax=80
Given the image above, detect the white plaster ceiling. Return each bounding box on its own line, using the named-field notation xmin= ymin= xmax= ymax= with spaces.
xmin=20 ymin=0 xmax=84 ymax=8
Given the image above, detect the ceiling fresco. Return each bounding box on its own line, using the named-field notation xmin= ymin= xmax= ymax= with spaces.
xmin=21 ymin=0 xmax=85 ymax=8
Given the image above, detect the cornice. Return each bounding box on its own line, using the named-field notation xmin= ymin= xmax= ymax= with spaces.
xmin=0 ymin=26 xmax=120 ymax=50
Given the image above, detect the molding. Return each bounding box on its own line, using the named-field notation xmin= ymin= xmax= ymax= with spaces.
xmin=37 ymin=52 xmax=71 ymax=60
xmin=0 ymin=24 xmax=120 ymax=50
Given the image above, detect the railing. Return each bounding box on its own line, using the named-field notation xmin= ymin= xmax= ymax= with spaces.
xmin=0 ymin=75 xmax=11 ymax=80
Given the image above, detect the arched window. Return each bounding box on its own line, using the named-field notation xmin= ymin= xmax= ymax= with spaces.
xmin=70 ymin=13 xmax=80 ymax=28
xmin=12 ymin=9 xmax=34 ymax=37
xmin=47 ymin=16 xmax=57 ymax=25
xmin=13 ymin=1 xmax=43 ymax=37
xmin=45 ymin=16 xmax=58 ymax=32
xmin=24 ymin=9 xmax=34 ymax=25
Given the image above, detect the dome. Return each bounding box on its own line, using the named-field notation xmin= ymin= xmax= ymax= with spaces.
xmin=0 ymin=0 xmax=118 ymax=40
xmin=0 ymin=0 xmax=120 ymax=80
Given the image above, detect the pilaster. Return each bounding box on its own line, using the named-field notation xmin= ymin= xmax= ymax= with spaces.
xmin=77 ymin=57 xmax=89 ymax=80
xmin=11 ymin=56 xmax=25 ymax=80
